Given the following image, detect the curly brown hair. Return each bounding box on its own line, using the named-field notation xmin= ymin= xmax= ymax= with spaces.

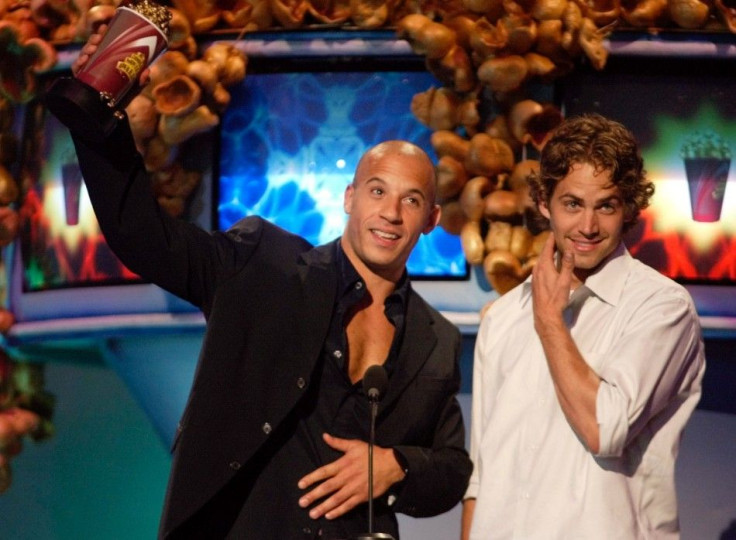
xmin=528 ymin=113 xmax=655 ymax=232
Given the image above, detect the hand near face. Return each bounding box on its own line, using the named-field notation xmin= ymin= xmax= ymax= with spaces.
xmin=531 ymin=232 xmax=575 ymax=331
xmin=297 ymin=433 xmax=405 ymax=520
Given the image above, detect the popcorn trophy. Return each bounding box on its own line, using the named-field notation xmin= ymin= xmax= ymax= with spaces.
xmin=680 ymin=130 xmax=732 ymax=223
xmin=45 ymin=0 xmax=171 ymax=141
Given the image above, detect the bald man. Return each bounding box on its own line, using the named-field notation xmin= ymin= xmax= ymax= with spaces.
xmin=69 ymin=90 xmax=472 ymax=538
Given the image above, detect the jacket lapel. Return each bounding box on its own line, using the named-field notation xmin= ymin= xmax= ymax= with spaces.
xmin=296 ymin=244 xmax=438 ymax=412
xmin=380 ymin=293 xmax=437 ymax=412
xmin=295 ymin=242 xmax=338 ymax=366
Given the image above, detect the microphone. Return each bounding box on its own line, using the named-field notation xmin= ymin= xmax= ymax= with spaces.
xmin=363 ymin=363 xmax=388 ymax=402
xmin=352 ymin=365 xmax=395 ymax=540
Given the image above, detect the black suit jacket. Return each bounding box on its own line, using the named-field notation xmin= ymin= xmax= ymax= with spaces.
xmin=72 ymin=121 xmax=472 ymax=539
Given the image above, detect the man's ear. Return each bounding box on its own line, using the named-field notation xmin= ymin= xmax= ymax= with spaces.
xmin=423 ymin=204 xmax=441 ymax=235
xmin=538 ymin=200 xmax=551 ymax=220
xmin=343 ymin=184 xmax=354 ymax=214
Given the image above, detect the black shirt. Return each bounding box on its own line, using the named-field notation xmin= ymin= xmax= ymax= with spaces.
xmin=189 ymin=240 xmax=410 ymax=539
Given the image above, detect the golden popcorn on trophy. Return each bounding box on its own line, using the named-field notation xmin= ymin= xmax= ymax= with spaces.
xmin=45 ymin=0 xmax=171 ymax=141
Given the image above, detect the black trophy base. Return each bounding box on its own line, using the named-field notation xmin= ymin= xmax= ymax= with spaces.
xmin=45 ymin=77 xmax=121 ymax=143
xmin=351 ymin=534 xmax=395 ymax=539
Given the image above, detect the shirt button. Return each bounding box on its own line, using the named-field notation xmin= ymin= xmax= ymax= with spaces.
xmin=297 ymin=377 xmax=306 ymax=389
xmin=262 ymin=422 xmax=272 ymax=435
xmin=229 ymin=461 xmax=241 ymax=470
xmin=333 ymin=350 xmax=342 ymax=359
xmin=355 ymin=281 xmax=363 ymax=290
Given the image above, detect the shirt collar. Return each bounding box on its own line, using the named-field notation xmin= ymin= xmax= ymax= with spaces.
xmin=335 ymin=240 xmax=362 ymax=296
xmin=579 ymin=242 xmax=630 ymax=307
xmin=334 ymin=241 xmax=410 ymax=309
xmin=521 ymin=241 xmax=632 ymax=308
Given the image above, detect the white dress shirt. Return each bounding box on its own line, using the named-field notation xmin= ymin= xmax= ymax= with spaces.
xmin=466 ymin=243 xmax=705 ymax=539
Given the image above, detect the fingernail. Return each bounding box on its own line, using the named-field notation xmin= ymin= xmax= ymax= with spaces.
xmin=299 ymin=497 xmax=307 ymax=507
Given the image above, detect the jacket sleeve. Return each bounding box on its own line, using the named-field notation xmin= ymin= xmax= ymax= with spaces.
xmin=70 ymin=117 xmax=258 ymax=314
xmin=389 ymin=327 xmax=472 ymax=517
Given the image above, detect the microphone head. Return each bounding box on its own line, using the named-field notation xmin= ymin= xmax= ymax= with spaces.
xmin=363 ymin=364 xmax=388 ymax=402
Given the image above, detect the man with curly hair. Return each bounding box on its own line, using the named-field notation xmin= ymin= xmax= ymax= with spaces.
xmin=461 ymin=113 xmax=705 ymax=539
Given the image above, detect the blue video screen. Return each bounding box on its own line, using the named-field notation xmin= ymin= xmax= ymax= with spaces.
xmin=217 ymin=68 xmax=468 ymax=279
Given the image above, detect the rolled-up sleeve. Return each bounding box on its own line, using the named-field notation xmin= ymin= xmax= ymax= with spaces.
xmin=595 ymin=292 xmax=704 ymax=457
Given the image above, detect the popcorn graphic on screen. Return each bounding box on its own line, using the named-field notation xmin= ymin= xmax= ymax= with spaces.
xmin=680 ymin=130 xmax=731 ymax=222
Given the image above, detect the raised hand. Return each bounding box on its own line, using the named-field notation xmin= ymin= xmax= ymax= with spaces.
xmin=71 ymin=25 xmax=108 ymax=76
xmin=71 ymin=25 xmax=150 ymax=87
xmin=531 ymin=232 xmax=574 ymax=331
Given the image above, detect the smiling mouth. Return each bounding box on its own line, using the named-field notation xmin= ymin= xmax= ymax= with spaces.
xmin=372 ymin=229 xmax=400 ymax=241
xmin=570 ymin=238 xmax=602 ymax=252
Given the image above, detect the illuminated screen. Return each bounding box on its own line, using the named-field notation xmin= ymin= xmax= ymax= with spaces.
xmin=18 ymin=99 xmax=141 ymax=291
xmin=560 ymin=56 xmax=736 ymax=284
xmin=217 ymin=63 xmax=468 ymax=279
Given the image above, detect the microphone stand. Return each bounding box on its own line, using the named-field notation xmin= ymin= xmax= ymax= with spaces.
xmin=368 ymin=397 xmax=377 ymax=535
xmin=352 ymin=385 xmax=395 ymax=540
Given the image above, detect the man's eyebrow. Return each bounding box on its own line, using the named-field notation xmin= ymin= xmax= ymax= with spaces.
xmin=364 ymin=178 xmax=428 ymax=201
xmin=405 ymin=187 xmax=428 ymax=200
xmin=557 ymin=193 xmax=583 ymax=204
xmin=558 ymin=193 xmax=623 ymax=204
xmin=594 ymin=194 xmax=624 ymax=205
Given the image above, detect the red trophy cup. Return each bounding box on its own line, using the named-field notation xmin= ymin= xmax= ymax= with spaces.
xmin=45 ymin=0 xmax=171 ymax=142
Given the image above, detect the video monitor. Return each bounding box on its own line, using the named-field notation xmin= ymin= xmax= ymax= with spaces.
xmin=10 ymin=90 xmax=199 ymax=323
xmin=217 ymin=56 xmax=468 ymax=280
xmin=18 ymin=98 xmax=142 ymax=292
xmin=560 ymin=54 xmax=736 ymax=286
